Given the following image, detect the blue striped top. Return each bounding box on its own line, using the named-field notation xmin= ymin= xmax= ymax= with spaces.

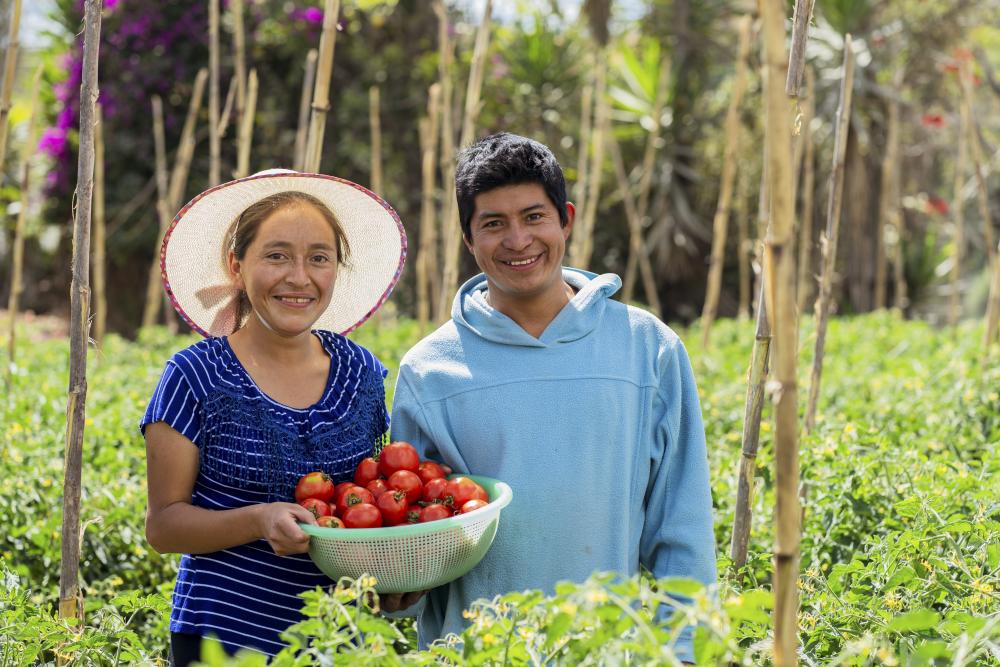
xmin=140 ymin=330 xmax=388 ymax=656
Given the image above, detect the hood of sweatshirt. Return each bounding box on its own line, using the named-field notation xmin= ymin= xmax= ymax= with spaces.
xmin=451 ymin=267 xmax=622 ymax=348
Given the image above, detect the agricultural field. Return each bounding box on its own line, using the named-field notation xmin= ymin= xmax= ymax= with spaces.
xmin=2 ymin=313 xmax=997 ymax=665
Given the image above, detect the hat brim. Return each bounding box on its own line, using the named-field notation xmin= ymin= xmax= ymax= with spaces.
xmin=161 ymin=172 xmax=406 ymax=337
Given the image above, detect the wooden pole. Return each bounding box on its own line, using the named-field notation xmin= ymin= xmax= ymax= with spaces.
xmin=369 ymin=85 xmax=383 ymax=195
xmin=796 ymin=67 xmax=816 ymax=319
xmin=303 ymin=0 xmax=341 ymax=174
xmin=701 ymin=15 xmax=753 ymax=347
xmin=294 ymin=49 xmax=318 ymax=172
xmin=785 ymin=0 xmax=815 ymax=97
xmin=737 ymin=146 xmax=751 ymax=320
xmin=805 ymin=40 xmax=855 ymax=434
xmin=208 ymin=0 xmax=221 ymax=185
xmin=608 ymin=132 xmax=661 ymax=316
xmin=986 ymin=238 xmax=1000 ymax=346
xmin=433 ymin=0 xmax=454 ymax=322
xmin=142 ymin=96 xmax=171 ymax=330
xmin=0 ymin=0 xmax=23 ymax=185
xmin=729 ymin=279 xmax=770 ymax=570
xmin=231 ymin=0 xmax=246 ymax=150
xmin=573 ymin=77 xmax=593 ymax=220
xmin=569 ymin=52 xmax=608 ymax=270
xmin=960 ymin=61 xmax=995 ymax=268
xmin=438 ymin=0 xmax=493 ymax=322
xmin=623 ymin=50 xmax=672 ymax=302
xmin=417 ymin=84 xmax=441 ymax=335
xmin=59 ymin=0 xmax=101 ymax=625
xmin=217 ymin=74 xmax=237 ymax=141
xmin=948 ymin=66 xmax=970 ymax=327
xmin=875 ymin=72 xmax=902 ymax=311
xmin=5 ymin=64 xmax=41 ymax=382
xmin=168 ymin=68 xmax=208 ymax=211
xmin=234 ymin=68 xmax=258 ymax=179
xmin=761 ymin=3 xmax=805 ymax=664
xmin=92 ymin=104 xmax=106 ymax=345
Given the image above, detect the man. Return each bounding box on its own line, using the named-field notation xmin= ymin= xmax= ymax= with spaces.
xmin=388 ymin=132 xmax=715 ymax=663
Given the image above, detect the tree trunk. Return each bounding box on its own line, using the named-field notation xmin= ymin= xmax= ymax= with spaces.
xmin=875 ymin=72 xmax=901 ymax=310
xmin=0 ymin=0 xmax=22 ymax=187
xmin=92 ymin=104 xmax=106 ymax=344
xmin=59 ymin=0 xmax=102 ymax=626
xmin=569 ymin=50 xmax=608 ymax=270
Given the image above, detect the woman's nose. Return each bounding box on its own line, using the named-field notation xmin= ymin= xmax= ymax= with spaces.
xmin=285 ymin=258 xmax=310 ymax=284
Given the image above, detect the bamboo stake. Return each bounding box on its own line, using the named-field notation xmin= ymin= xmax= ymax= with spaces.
xmin=948 ymin=68 xmax=970 ymax=327
xmin=796 ymin=68 xmax=816 ymax=319
xmin=761 ymin=4 xmax=805 ymax=665
xmin=234 ymin=68 xmax=257 ymax=179
xmin=438 ymin=0 xmax=493 ymax=322
xmin=5 ymin=64 xmax=41 ymax=383
xmin=369 ymin=85 xmax=382 ymax=195
xmin=168 ymin=68 xmax=208 ymax=211
xmin=433 ymin=0 xmax=454 ymax=322
xmin=59 ymin=0 xmax=101 ymax=625
xmin=294 ymin=49 xmax=318 ymax=171
xmin=805 ymin=39 xmax=855 ymax=435
xmin=701 ymin=15 xmax=752 ymax=347
xmin=875 ymin=73 xmax=901 ymax=311
xmin=142 ymin=96 xmax=171 ymax=330
xmin=0 ymin=0 xmax=22 ymax=185
xmin=785 ymin=0 xmax=815 ymax=97
xmin=960 ymin=61 xmax=995 ymax=268
xmin=92 ymin=104 xmax=106 ymax=345
xmin=729 ymin=279 xmax=771 ymax=570
xmin=986 ymin=238 xmax=1000 ymax=346
xmin=208 ymin=0 xmax=220 ymax=185
xmin=231 ymin=0 xmax=246 ymax=147
xmin=573 ymin=77 xmax=593 ymax=217
xmin=417 ymin=84 xmax=442 ymax=335
xmin=217 ymin=74 xmax=237 ymax=141
xmin=737 ymin=148 xmax=751 ymax=320
xmin=303 ymin=0 xmax=341 ymax=174
xmin=623 ymin=50 xmax=672 ymax=302
xmin=570 ymin=52 xmax=608 ymax=269
xmin=608 ymin=132 xmax=661 ymax=316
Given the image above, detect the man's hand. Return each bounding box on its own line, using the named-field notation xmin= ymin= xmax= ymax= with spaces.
xmin=380 ymin=590 xmax=428 ymax=613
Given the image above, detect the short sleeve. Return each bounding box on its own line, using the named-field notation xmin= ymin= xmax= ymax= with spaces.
xmin=140 ymin=360 xmax=203 ymax=445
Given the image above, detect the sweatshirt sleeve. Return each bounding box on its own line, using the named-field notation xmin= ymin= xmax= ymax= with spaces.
xmin=390 ymin=368 xmax=441 ymax=464
xmin=640 ymin=339 xmax=717 ymax=663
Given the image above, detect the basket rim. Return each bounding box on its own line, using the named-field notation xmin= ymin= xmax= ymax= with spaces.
xmin=298 ymin=474 xmax=512 ymax=541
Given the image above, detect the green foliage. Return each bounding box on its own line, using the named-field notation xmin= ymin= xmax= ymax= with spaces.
xmin=1 ymin=313 xmax=997 ymax=664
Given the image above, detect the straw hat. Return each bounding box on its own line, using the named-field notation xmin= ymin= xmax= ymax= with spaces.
xmin=161 ymin=169 xmax=406 ymax=337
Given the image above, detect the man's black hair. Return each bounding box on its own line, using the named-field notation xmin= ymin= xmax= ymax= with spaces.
xmin=455 ymin=132 xmax=569 ymax=241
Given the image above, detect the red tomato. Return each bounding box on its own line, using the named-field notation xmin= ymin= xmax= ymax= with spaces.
xmin=461 ymin=499 xmax=489 ymax=514
xmin=378 ymin=441 xmax=420 ymax=478
xmin=316 ymin=515 xmax=344 ymax=528
xmin=445 ymin=477 xmax=487 ymax=508
xmin=342 ymin=486 xmax=375 ymax=509
xmin=298 ymin=498 xmax=332 ymax=518
xmin=419 ymin=504 xmax=452 ymax=523
xmin=388 ymin=470 xmax=423 ymax=504
xmin=353 ymin=457 xmax=382 ymax=486
xmin=295 ymin=471 xmax=334 ymax=503
xmin=376 ymin=490 xmax=410 ymax=526
xmin=421 ymin=477 xmax=449 ymax=504
xmin=366 ymin=478 xmax=390 ymax=498
xmin=341 ymin=503 xmax=383 ymax=528
xmin=417 ymin=461 xmax=446 ymax=484
xmin=333 ymin=484 xmax=361 ymax=509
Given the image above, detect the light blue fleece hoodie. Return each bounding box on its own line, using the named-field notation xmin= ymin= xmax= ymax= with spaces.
xmin=390 ymin=268 xmax=716 ymax=663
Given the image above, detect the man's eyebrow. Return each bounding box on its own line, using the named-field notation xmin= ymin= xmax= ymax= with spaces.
xmin=476 ymin=203 xmax=546 ymax=219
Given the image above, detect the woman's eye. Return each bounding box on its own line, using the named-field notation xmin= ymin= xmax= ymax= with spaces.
xmin=311 ymin=255 xmax=331 ymax=263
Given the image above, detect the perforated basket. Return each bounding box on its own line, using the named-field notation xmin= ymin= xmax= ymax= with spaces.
xmin=299 ymin=475 xmax=513 ymax=593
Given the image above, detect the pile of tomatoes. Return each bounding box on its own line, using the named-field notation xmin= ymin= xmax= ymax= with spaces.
xmin=294 ymin=441 xmax=490 ymax=529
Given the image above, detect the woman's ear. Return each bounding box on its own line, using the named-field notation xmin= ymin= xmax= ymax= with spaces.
xmin=227 ymin=250 xmax=245 ymax=291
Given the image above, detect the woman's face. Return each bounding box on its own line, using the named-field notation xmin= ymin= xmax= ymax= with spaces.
xmin=228 ymin=202 xmax=339 ymax=338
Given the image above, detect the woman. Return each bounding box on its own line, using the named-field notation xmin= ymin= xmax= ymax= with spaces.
xmin=141 ymin=170 xmax=406 ymax=664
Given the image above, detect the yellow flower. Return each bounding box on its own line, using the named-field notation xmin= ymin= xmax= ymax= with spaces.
xmin=585 ymin=590 xmax=608 ymax=605
xmin=109 ymin=575 xmax=124 ymax=587
xmin=972 ymin=580 xmax=993 ymax=594
xmin=463 ymin=609 xmax=478 ymax=620
xmin=877 ymin=647 xmax=898 ymax=666
xmin=482 ymin=633 xmax=497 ymax=646
xmin=559 ymin=602 xmax=578 ymax=616
xmin=517 ymin=627 xmax=533 ymax=641
xmin=806 ymin=568 xmax=819 ymax=578
xmin=884 ymin=592 xmax=902 ymax=611
xmin=988 ymin=392 xmax=998 ymax=402
xmin=843 ymin=423 xmax=856 ymax=436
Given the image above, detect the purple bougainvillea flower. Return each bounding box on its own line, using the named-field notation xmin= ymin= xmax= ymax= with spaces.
xmin=105 ymin=0 xmax=120 ymax=9
xmin=39 ymin=128 xmax=68 ymax=156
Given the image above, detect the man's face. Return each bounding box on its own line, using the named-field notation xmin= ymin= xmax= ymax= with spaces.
xmin=464 ymin=182 xmax=575 ymax=309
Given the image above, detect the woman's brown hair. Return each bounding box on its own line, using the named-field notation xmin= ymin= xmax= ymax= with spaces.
xmin=226 ymin=191 xmax=351 ymax=332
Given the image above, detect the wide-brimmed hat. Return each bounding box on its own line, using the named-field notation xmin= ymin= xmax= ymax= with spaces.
xmin=161 ymin=169 xmax=406 ymax=337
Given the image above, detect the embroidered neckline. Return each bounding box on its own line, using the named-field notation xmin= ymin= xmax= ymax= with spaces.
xmin=220 ymin=331 xmax=337 ymax=413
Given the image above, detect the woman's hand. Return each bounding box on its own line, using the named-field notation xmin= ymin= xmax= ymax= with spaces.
xmin=256 ymin=502 xmax=317 ymax=555
xmin=380 ymin=590 xmax=428 ymax=613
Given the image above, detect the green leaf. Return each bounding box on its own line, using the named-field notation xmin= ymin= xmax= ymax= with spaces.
xmin=887 ymin=608 xmax=940 ymax=632
xmin=886 ymin=565 xmax=915 ymax=588
xmin=544 ymin=612 xmax=573 ymax=647
xmin=894 ymin=496 xmax=921 ymax=519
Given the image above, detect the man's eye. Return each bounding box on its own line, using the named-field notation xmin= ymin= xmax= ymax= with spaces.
xmin=526 ymin=213 xmax=544 ymax=222
xmin=482 ymin=219 xmax=501 ymax=228
xmin=266 ymin=253 xmax=287 ymax=260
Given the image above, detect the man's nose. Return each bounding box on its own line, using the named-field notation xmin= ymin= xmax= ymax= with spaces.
xmin=502 ymin=222 xmax=532 ymax=250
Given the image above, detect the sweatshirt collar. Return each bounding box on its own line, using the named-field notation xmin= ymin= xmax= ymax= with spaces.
xmin=452 ymin=268 xmax=622 ymax=347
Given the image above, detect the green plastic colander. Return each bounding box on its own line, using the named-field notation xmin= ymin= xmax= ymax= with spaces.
xmin=299 ymin=475 xmax=513 ymax=593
